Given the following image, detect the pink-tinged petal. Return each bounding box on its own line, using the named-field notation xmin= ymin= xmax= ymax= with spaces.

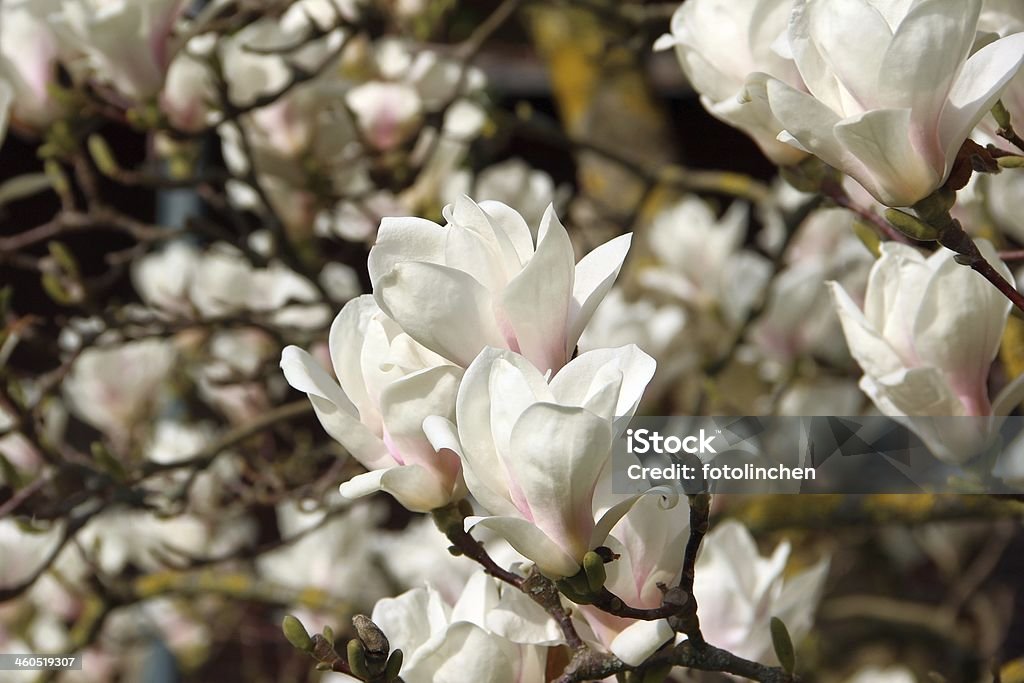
xmin=465 ymin=515 xmax=581 ymax=578
xmin=550 ymin=345 xmax=656 ymax=423
xmin=506 ymin=403 xmax=612 ymax=561
xmin=327 ymin=295 xmax=378 ymax=421
xmin=367 ymin=216 xmax=447 ymax=287
xmin=374 ymin=261 xmax=506 ymax=366
xmin=939 ymin=32 xmax=1024 ymax=171
xmin=455 ymin=349 xmax=546 ymax=518
xmin=832 ymin=108 xmax=943 ymax=206
xmin=280 ymin=346 xmax=392 ymax=469
xmin=912 ymin=242 xmax=1010 ymax=404
xmin=566 ymin=232 xmax=633 ymax=357
xmin=339 ymin=465 xmax=453 ymax=512
xmin=879 ymin=0 xmax=978 ymax=146
xmin=502 ymin=206 xmax=575 ymax=373
xmin=379 ymin=365 xmax=462 ymax=483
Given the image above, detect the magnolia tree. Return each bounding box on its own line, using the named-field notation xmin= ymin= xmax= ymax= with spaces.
xmin=1 ymin=1 xmax=1024 ymax=682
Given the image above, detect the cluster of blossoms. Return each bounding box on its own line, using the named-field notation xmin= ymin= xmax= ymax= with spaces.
xmin=282 ymin=197 xmax=830 ymax=676
xmin=2 ymin=0 xmax=1024 ymax=680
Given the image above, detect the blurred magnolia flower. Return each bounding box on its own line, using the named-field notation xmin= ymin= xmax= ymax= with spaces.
xmin=640 ymin=196 xmax=770 ymax=326
xmin=654 ymin=0 xmax=808 ymax=165
xmin=346 ymin=81 xmax=423 ymax=151
xmin=976 ymin=0 xmax=1024 ymax=144
xmin=0 ymin=519 xmax=64 ymax=588
xmin=281 ymin=295 xmax=466 ymax=512
xmin=258 ymin=501 xmax=391 ymax=610
xmin=327 ymin=578 xmax=550 ymax=683
xmin=370 ymin=197 xmax=632 ymax=372
xmin=0 ymin=406 xmax=43 ymax=484
xmin=830 ymin=241 xmax=1024 ymax=463
xmin=195 ymin=329 xmax=275 ymax=424
xmin=845 ymin=667 xmax=917 ymax=683
xmin=160 ymin=34 xmax=215 ymax=132
xmin=694 ymin=521 xmax=829 ymax=664
xmin=443 ymin=159 xmax=562 ymax=234
xmin=775 ymin=378 xmax=865 ymax=417
xmin=50 ymin=0 xmax=187 ymax=102
xmin=63 ymin=338 xmax=176 ymax=443
xmin=68 ymin=510 xmax=209 ymax=575
xmin=133 ymin=240 xmax=345 ymax=328
xmin=0 ymin=0 xmax=62 ymax=131
xmin=764 ymin=0 xmax=1024 ymax=206
xmin=427 ymin=345 xmax=656 ymax=578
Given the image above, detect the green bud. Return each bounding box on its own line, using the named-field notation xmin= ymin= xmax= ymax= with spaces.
xmin=47 ymin=241 xmax=79 ymax=279
xmin=87 ymin=135 xmax=119 ymax=176
xmin=583 ymin=551 xmax=607 ymax=592
xmin=884 ymin=208 xmax=941 ymax=241
xmin=780 ymin=157 xmax=828 ymax=193
xmin=384 ymin=649 xmax=404 ymax=681
xmin=769 ymin=616 xmax=796 ymax=675
xmin=998 ymin=155 xmax=1024 ymax=169
xmin=281 ymin=615 xmax=313 ymax=652
xmin=41 ymin=273 xmax=75 ymax=306
xmin=43 ymin=161 xmax=70 ymax=197
xmin=322 ymin=625 xmax=334 ymax=643
xmin=852 ymin=220 xmax=881 ymax=257
xmin=993 ymin=100 xmax=1012 ymax=131
xmin=347 ymin=639 xmax=370 ymax=679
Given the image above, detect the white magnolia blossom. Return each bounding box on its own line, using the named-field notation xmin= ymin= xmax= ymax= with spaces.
xmin=693 ymin=521 xmax=829 ymax=664
xmin=257 ymin=501 xmax=391 ymax=610
xmin=764 ymin=0 xmax=1024 ymax=207
xmin=654 ymin=0 xmax=808 ymax=165
xmin=639 ymin=196 xmax=771 ymax=326
xmin=579 ymin=495 xmax=689 ymax=666
xmin=325 ymin=576 xmax=552 ymax=683
xmin=0 ymin=519 xmax=65 ymax=588
xmin=160 ymin=34 xmax=215 ymax=133
xmin=281 ymin=295 xmax=466 ymax=512
xmin=427 ymin=345 xmax=656 ymax=578
xmin=369 ymin=197 xmax=632 ymax=372
xmin=346 ymin=81 xmax=424 ymax=151
xmin=830 ymin=241 xmax=1024 ymax=463
xmin=62 ymin=338 xmax=176 ymax=443
xmin=0 ymin=0 xmax=61 ymax=131
xmin=132 ymin=240 xmax=353 ymax=328
xmin=49 ymin=0 xmax=187 ymax=102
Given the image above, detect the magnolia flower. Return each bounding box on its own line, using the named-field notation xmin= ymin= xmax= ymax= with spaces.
xmin=654 ymin=0 xmax=808 ymax=165
xmin=639 ymin=196 xmax=771 ymax=326
xmin=845 ymin=667 xmax=917 ymax=683
xmin=764 ymin=0 xmax=1024 ymax=207
xmin=830 ymin=241 xmax=1024 ymax=463
xmin=693 ymin=521 xmax=829 ymax=664
xmin=345 ymin=81 xmax=423 ymax=151
xmin=63 ymin=338 xmax=176 ymax=443
xmin=427 ymin=345 xmax=656 ymax=577
xmin=281 ymin=296 xmax=465 ymax=512
xmin=443 ymin=159 xmax=562 ymax=234
xmin=325 ymin=578 xmax=551 ymax=683
xmin=49 ymin=0 xmax=187 ymax=102
xmin=578 ymin=494 xmax=689 ymax=666
xmin=0 ymin=518 xmax=64 ymax=588
xmin=369 ymin=197 xmax=632 ymax=372
xmin=0 ymin=0 xmax=62 ymax=130
xmin=160 ymin=35 xmax=215 ymax=133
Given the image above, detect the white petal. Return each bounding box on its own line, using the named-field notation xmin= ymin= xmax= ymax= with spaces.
xmin=375 ymin=261 xmax=506 ymax=366
xmin=566 ymin=232 xmax=633 ymax=356
xmin=550 ymin=345 xmax=656 ymax=423
xmin=502 ymin=207 xmax=575 ymax=372
xmin=506 ymin=403 xmax=612 ymax=561
xmin=327 ymin=295 xmax=378 ymax=422
xmin=832 ymin=108 xmax=942 ymax=206
xmin=609 ymin=619 xmax=675 ymax=666
xmin=368 ymin=216 xmax=447 ymax=287
xmin=465 ymin=515 xmax=581 ymax=578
